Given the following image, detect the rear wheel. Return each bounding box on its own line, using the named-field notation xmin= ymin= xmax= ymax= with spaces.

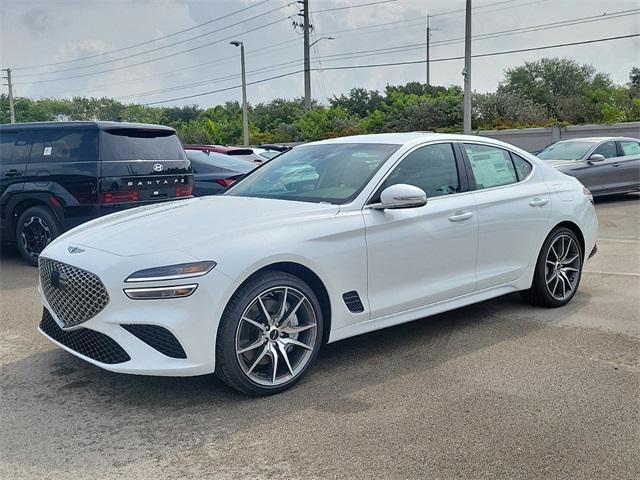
xmin=522 ymin=227 xmax=583 ymax=307
xmin=216 ymin=271 xmax=323 ymax=396
xmin=16 ymin=206 xmax=61 ymax=267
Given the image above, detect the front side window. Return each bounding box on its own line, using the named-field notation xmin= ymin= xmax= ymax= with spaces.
xmin=379 ymin=143 xmax=460 ymax=199
xmin=619 ymin=140 xmax=640 ymax=156
xmin=31 ymin=130 xmax=98 ymax=163
xmin=464 ymin=143 xmax=517 ymax=189
xmin=592 ymin=141 xmax=617 ymax=159
xmin=226 ymin=143 xmax=399 ymax=204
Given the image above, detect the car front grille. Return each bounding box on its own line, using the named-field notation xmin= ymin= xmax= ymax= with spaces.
xmin=40 ymin=309 xmax=130 ymax=364
xmin=39 ymin=257 xmax=110 ymax=328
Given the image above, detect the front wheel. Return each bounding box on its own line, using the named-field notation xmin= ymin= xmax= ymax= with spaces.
xmin=16 ymin=206 xmax=61 ymax=267
xmin=522 ymin=227 xmax=583 ymax=307
xmin=216 ymin=271 xmax=323 ymax=396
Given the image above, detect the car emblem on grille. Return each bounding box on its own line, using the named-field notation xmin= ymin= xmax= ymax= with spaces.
xmin=68 ymin=246 xmax=85 ymax=254
xmin=152 ymin=163 xmax=164 ymax=172
xmin=50 ymin=270 xmax=68 ymax=290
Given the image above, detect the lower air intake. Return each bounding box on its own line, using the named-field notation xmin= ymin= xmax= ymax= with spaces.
xmin=40 ymin=309 xmax=130 ymax=364
xmin=121 ymin=324 xmax=187 ymax=359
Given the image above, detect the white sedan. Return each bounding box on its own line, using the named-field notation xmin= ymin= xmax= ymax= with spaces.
xmin=37 ymin=133 xmax=598 ymax=395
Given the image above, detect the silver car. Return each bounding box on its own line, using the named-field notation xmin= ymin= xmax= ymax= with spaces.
xmin=537 ymin=137 xmax=640 ymax=196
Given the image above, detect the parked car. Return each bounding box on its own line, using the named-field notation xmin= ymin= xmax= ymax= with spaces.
xmin=252 ymin=144 xmax=291 ymax=161
xmin=0 ymin=121 xmax=192 ymax=265
xmin=537 ymin=137 xmax=640 ymax=196
xmin=184 ymin=144 xmax=264 ymax=164
xmin=37 ymin=133 xmax=597 ymax=396
xmin=185 ymin=148 xmax=255 ymax=196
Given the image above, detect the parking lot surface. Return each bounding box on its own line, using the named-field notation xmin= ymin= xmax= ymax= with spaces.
xmin=1 ymin=195 xmax=638 ymax=480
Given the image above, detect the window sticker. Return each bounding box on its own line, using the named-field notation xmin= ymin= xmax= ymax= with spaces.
xmin=43 ymin=146 xmax=52 ymax=156
xmin=466 ymin=149 xmax=515 ymax=187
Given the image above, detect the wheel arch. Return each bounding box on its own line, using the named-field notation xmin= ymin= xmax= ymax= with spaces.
xmin=552 ymin=220 xmax=586 ymax=260
xmin=228 ymin=261 xmax=332 ymax=345
xmin=6 ymin=195 xmax=61 ymax=242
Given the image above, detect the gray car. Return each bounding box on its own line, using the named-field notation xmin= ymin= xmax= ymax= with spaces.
xmin=537 ymin=137 xmax=640 ymax=196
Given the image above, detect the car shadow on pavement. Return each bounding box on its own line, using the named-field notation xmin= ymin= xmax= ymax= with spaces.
xmin=1 ymin=288 xmax=595 ymax=473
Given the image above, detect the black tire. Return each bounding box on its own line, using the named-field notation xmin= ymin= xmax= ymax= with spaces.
xmin=16 ymin=206 xmax=61 ymax=267
xmin=521 ymin=226 xmax=583 ymax=308
xmin=216 ymin=271 xmax=324 ymax=396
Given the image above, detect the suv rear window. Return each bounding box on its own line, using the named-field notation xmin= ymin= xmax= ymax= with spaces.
xmin=101 ymin=129 xmax=184 ymax=161
xmin=31 ymin=130 xmax=98 ymax=163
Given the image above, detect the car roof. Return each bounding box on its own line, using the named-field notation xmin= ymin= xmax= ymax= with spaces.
xmin=0 ymin=121 xmax=175 ymax=132
xmin=307 ymin=132 xmax=519 ymax=148
xmin=553 ymin=137 xmax=638 ymax=143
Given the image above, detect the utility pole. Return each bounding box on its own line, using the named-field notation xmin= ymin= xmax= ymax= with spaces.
xmin=462 ymin=0 xmax=472 ymax=134
xmin=2 ymin=68 xmax=16 ymax=124
xmin=426 ymin=14 xmax=430 ymax=86
xmin=302 ymin=0 xmax=311 ymax=109
xmin=230 ymin=41 xmax=249 ymax=146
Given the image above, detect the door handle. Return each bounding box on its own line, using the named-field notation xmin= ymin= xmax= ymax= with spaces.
xmin=4 ymin=169 xmax=21 ymax=177
xmin=612 ymin=163 xmax=621 ymax=167
xmin=448 ymin=211 xmax=473 ymax=222
xmin=529 ymin=198 xmax=549 ymax=207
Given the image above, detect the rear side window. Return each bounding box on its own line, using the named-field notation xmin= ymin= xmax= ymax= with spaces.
xmin=31 ymin=130 xmax=98 ymax=163
xmin=592 ymin=141 xmax=617 ymax=159
xmin=511 ymin=153 xmax=533 ymax=180
xmin=101 ymin=129 xmax=184 ymax=161
xmin=464 ymin=144 xmax=517 ymax=189
xmin=0 ymin=132 xmax=34 ymax=165
xmin=619 ymin=140 xmax=640 ymax=156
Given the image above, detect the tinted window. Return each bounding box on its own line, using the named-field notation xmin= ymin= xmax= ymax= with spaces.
xmin=185 ymin=150 xmax=254 ymax=174
xmin=227 ymin=143 xmax=399 ymax=204
xmin=511 ymin=153 xmax=533 ymax=180
xmin=537 ymin=141 xmax=596 ymax=161
xmin=0 ymin=132 xmax=18 ymax=165
xmin=465 ymin=144 xmax=517 ymax=189
xmin=381 ymin=143 xmax=459 ymax=198
xmin=31 ymin=130 xmax=98 ymax=163
xmin=619 ymin=140 xmax=640 ymax=156
xmin=592 ymin=141 xmax=617 ymax=159
xmin=101 ymin=129 xmax=184 ymax=161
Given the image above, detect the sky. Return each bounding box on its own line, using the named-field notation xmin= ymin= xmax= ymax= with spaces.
xmin=0 ymin=0 xmax=638 ymax=108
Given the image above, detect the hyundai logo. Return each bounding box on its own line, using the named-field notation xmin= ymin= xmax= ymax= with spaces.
xmin=152 ymin=163 xmax=164 ymax=172
xmin=50 ymin=270 xmax=68 ymax=290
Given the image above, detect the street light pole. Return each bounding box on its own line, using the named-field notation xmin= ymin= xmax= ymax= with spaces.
xmin=231 ymin=41 xmax=249 ymax=147
xmin=462 ymin=0 xmax=472 ymax=134
xmin=303 ymin=0 xmax=311 ymax=109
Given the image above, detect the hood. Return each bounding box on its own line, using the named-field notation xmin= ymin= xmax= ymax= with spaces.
xmin=55 ymin=196 xmax=339 ymax=256
xmin=540 ymin=159 xmax=581 ymax=169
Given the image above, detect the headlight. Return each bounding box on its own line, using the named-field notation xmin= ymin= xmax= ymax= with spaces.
xmin=125 ymin=261 xmax=216 ymax=283
xmin=124 ymin=284 xmax=198 ymax=300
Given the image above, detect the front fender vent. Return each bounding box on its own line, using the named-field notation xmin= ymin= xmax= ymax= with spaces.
xmin=343 ymin=291 xmax=364 ymax=313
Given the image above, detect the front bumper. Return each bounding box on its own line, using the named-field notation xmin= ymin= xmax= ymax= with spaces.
xmin=37 ymin=242 xmax=233 ymax=377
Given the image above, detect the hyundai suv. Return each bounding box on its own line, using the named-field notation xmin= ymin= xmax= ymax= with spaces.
xmin=0 ymin=121 xmax=192 ymax=265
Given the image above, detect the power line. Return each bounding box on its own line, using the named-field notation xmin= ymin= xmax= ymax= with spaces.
xmin=14 ymin=2 xmax=295 ymax=78
xmin=11 ymin=0 xmax=273 ymax=70
xmin=140 ymin=33 xmax=639 ymax=106
xmin=312 ymin=0 xmax=398 ymax=14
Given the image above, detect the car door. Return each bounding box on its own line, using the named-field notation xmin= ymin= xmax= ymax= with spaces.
xmin=1 ymin=131 xmax=34 ymax=230
xmin=462 ymin=142 xmax=551 ymax=289
xmin=586 ymin=140 xmax=620 ymax=194
xmin=363 ymin=142 xmax=478 ymax=319
xmin=614 ymin=140 xmax=640 ymax=192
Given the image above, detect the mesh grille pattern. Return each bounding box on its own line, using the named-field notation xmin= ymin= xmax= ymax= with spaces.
xmin=39 ymin=257 xmax=109 ymax=327
xmin=40 ymin=309 xmax=130 ymax=364
xmin=121 ymin=324 xmax=187 ymax=359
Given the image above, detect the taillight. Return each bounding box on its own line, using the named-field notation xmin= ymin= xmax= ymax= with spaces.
xmin=215 ymin=179 xmax=236 ymax=188
xmin=100 ymin=191 xmax=139 ymax=204
xmin=176 ymin=185 xmax=193 ymax=197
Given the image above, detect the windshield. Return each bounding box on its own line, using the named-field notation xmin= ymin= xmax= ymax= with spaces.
xmin=185 ymin=150 xmax=254 ymax=173
xmin=537 ymin=141 xmax=596 ymax=161
xmin=225 ymin=143 xmax=399 ymax=204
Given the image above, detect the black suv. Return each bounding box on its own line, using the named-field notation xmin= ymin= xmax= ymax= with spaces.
xmin=0 ymin=121 xmax=192 ymax=265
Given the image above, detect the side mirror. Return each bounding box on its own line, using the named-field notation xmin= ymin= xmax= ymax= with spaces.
xmin=587 ymin=153 xmax=605 ymax=164
xmin=369 ymin=184 xmax=427 ymax=210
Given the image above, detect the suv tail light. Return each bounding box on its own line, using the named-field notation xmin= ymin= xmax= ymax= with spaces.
xmin=215 ymin=179 xmax=236 ymax=188
xmin=176 ymin=185 xmax=193 ymax=197
xmin=100 ymin=191 xmax=139 ymax=204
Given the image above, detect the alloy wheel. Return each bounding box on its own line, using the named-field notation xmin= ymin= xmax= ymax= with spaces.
xmin=545 ymin=234 xmax=581 ymax=301
xmin=235 ymin=286 xmax=317 ymax=387
xmin=21 ymin=216 xmax=51 ymax=258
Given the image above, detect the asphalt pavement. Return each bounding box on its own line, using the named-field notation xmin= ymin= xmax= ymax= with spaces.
xmin=1 ymin=194 xmax=638 ymax=479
